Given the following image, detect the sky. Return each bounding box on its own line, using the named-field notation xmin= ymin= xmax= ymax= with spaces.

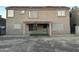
xmin=0 ymin=0 xmax=79 ymax=6
xmin=0 ymin=6 xmax=6 ymax=18
xmin=0 ymin=0 xmax=79 ymax=18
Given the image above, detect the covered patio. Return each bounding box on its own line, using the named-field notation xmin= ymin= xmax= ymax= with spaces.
xmin=23 ymin=21 xmax=52 ymax=36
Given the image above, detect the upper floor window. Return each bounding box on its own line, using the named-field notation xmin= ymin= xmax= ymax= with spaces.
xmin=20 ymin=10 xmax=25 ymax=14
xmin=57 ymin=11 xmax=65 ymax=16
xmin=8 ymin=10 xmax=14 ymax=17
xmin=28 ymin=11 xmax=38 ymax=18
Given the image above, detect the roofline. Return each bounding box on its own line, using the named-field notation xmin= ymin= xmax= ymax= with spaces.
xmin=6 ymin=6 xmax=70 ymax=9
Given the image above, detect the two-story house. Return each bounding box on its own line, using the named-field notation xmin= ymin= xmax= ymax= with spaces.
xmin=6 ymin=6 xmax=70 ymax=36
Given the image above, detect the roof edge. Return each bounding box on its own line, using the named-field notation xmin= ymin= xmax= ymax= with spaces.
xmin=6 ymin=6 xmax=70 ymax=9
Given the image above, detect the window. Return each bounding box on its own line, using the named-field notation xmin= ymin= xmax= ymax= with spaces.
xmin=8 ymin=10 xmax=14 ymax=17
xmin=58 ymin=11 xmax=65 ymax=16
xmin=28 ymin=11 xmax=38 ymax=18
xmin=20 ymin=10 xmax=25 ymax=14
xmin=43 ymin=24 xmax=48 ymax=28
xmin=53 ymin=23 xmax=64 ymax=31
xmin=29 ymin=24 xmax=37 ymax=31
xmin=14 ymin=24 xmax=21 ymax=29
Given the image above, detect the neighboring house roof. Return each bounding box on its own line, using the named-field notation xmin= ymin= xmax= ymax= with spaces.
xmin=6 ymin=6 xmax=70 ymax=9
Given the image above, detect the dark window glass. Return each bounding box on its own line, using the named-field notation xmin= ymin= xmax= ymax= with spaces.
xmin=29 ymin=24 xmax=37 ymax=31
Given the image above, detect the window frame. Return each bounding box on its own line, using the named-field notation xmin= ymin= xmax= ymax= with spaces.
xmin=28 ymin=10 xmax=38 ymax=19
xmin=52 ymin=23 xmax=64 ymax=31
xmin=29 ymin=24 xmax=37 ymax=31
xmin=57 ymin=10 xmax=66 ymax=16
xmin=7 ymin=10 xmax=14 ymax=17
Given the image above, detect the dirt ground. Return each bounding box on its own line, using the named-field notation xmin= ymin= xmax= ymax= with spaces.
xmin=0 ymin=35 xmax=79 ymax=52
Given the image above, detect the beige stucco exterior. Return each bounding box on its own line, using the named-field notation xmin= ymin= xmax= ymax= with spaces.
xmin=6 ymin=6 xmax=70 ymax=36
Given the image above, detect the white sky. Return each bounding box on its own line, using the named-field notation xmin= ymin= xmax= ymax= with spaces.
xmin=0 ymin=0 xmax=79 ymax=6
xmin=0 ymin=0 xmax=79 ymax=18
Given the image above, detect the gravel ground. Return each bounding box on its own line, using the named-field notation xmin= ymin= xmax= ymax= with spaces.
xmin=0 ymin=35 xmax=79 ymax=52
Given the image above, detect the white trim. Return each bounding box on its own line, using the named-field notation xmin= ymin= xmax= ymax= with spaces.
xmin=49 ymin=23 xmax=52 ymax=36
xmin=57 ymin=10 xmax=65 ymax=16
xmin=8 ymin=10 xmax=14 ymax=17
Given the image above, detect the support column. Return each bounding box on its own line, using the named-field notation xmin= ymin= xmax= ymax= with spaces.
xmin=49 ymin=23 xmax=52 ymax=36
xmin=23 ymin=24 xmax=26 ymax=35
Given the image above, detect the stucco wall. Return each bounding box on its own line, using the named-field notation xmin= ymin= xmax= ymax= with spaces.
xmin=6 ymin=7 xmax=70 ymax=35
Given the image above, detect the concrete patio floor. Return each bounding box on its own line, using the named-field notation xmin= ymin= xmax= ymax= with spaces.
xmin=0 ymin=34 xmax=79 ymax=52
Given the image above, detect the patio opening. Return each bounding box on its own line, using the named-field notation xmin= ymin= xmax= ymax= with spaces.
xmin=28 ymin=24 xmax=49 ymax=36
